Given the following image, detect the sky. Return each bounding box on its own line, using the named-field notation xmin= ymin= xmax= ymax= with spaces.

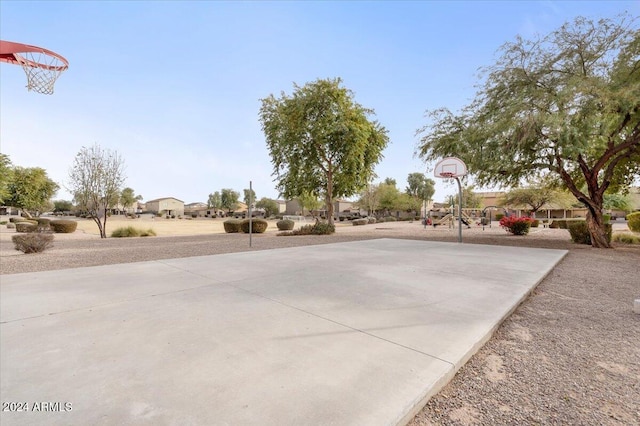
xmin=1 ymin=1 xmax=638 ymax=205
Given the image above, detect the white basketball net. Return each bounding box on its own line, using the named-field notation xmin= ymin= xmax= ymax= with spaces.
xmin=15 ymin=50 xmax=67 ymax=95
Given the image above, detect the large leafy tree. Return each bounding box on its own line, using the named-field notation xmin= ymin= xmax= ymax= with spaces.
xmin=220 ymin=188 xmax=239 ymax=213
xmin=406 ymin=172 xmax=436 ymax=216
xmin=69 ymin=144 xmax=126 ymax=238
xmin=255 ymin=197 xmax=279 ymax=217
xmin=6 ymin=166 xmax=59 ymax=217
xmin=260 ymin=77 xmax=389 ymax=224
xmin=0 ymin=153 xmax=13 ymax=204
xmin=120 ymin=187 xmax=142 ymax=212
xmin=243 ymin=188 xmax=256 ymax=206
xmin=208 ymin=191 xmax=222 ymax=210
xmin=500 ymin=186 xmax=573 ymax=215
xmin=417 ymin=16 xmax=640 ymax=248
xmin=297 ymin=191 xmax=322 ymax=216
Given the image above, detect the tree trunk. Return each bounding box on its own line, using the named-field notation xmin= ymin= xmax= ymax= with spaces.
xmin=326 ymin=170 xmax=334 ymax=225
xmin=585 ymin=210 xmax=610 ymax=248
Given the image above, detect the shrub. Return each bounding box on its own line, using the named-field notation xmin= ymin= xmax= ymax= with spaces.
xmin=628 ymin=212 xmax=640 ymax=232
xmin=15 ymin=222 xmax=37 ymax=233
xmin=367 ymin=217 xmax=376 ymax=224
xmin=550 ymin=219 xmax=569 ymax=229
xmin=276 ymin=219 xmax=295 ymax=231
xmin=499 ymin=216 xmax=533 ymax=236
xmin=603 ymin=214 xmax=611 ymax=224
xmin=9 ymin=217 xmax=27 ymax=223
xmin=49 ymin=219 xmax=78 ymax=233
xmin=495 ymin=213 xmax=504 ymax=221
xmin=278 ymin=220 xmax=335 ymax=236
xmin=384 ymin=216 xmax=397 ymax=222
xmin=530 ymin=219 xmax=539 ymax=228
xmin=612 ymin=233 xmax=640 ymax=244
xmin=241 ymin=218 xmax=268 ymax=233
xmin=0 ymin=221 xmax=6 ymax=225
xmin=352 ymin=218 xmax=368 ymax=226
xmin=568 ymin=221 xmax=612 ymax=245
xmin=6 ymin=222 xmax=15 ymax=229
xmin=223 ymin=219 xmax=243 ymax=233
xmin=12 ymin=233 xmax=54 ymax=253
xmin=111 ymin=226 xmax=157 ymax=237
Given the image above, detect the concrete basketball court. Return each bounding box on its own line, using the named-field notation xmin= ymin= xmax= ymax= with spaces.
xmin=1 ymin=239 xmax=567 ymax=425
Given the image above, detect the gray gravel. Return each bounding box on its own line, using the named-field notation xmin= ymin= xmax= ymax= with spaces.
xmin=1 ymin=225 xmax=639 ymax=425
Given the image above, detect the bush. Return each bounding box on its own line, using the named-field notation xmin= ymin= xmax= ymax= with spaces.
xmin=628 ymin=212 xmax=640 ymax=232
xmin=495 ymin=213 xmax=504 ymax=221
xmin=499 ymin=216 xmax=533 ymax=235
xmin=12 ymin=233 xmax=54 ymax=253
xmin=276 ymin=219 xmax=295 ymax=231
xmin=223 ymin=219 xmax=243 ymax=233
xmin=49 ymin=219 xmax=78 ymax=233
xmin=530 ymin=219 xmax=539 ymax=228
xmin=612 ymin=233 xmax=640 ymax=244
xmin=550 ymin=219 xmax=570 ymax=229
xmin=9 ymin=217 xmax=27 ymax=223
xmin=111 ymin=226 xmax=157 ymax=237
xmin=368 ymin=217 xmax=376 ymax=224
xmin=15 ymin=222 xmax=37 ymax=233
xmin=0 ymin=220 xmax=6 ymax=225
xmin=568 ymin=221 xmax=612 ymax=245
xmin=6 ymin=222 xmax=15 ymax=229
xmin=384 ymin=216 xmax=397 ymax=222
xmin=278 ymin=220 xmax=335 ymax=236
xmin=603 ymin=214 xmax=611 ymax=224
xmin=352 ymin=218 xmax=368 ymax=226
xmin=241 ymin=218 xmax=268 ymax=233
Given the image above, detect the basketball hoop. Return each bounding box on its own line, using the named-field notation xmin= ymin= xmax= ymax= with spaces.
xmin=433 ymin=157 xmax=467 ymax=179
xmin=0 ymin=40 xmax=69 ymax=95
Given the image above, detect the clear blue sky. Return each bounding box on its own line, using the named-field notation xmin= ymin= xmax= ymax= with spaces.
xmin=1 ymin=1 xmax=637 ymax=204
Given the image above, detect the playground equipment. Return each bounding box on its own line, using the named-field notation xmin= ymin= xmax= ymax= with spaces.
xmin=0 ymin=40 xmax=69 ymax=94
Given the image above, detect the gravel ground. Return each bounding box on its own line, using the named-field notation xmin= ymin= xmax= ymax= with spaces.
xmin=1 ymin=222 xmax=639 ymax=425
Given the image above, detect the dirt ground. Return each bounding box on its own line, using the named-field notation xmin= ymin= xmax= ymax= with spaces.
xmin=1 ymin=216 xmax=639 ymax=425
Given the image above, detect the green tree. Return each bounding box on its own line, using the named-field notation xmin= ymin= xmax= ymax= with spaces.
xmin=417 ymin=16 xmax=640 ymax=247
xmin=603 ymin=193 xmax=632 ymax=211
xmin=53 ymin=200 xmax=74 ymax=213
xmin=208 ymin=192 xmax=222 ymax=210
xmin=383 ymin=177 xmax=397 ymax=187
xmin=356 ymin=183 xmax=381 ymax=216
xmin=243 ymin=188 xmax=256 ymax=206
xmin=297 ymin=191 xmax=322 ymax=216
xmin=255 ymin=197 xmax=279 ymax=217
xmin=6 ymin=166 xmax=59 ymax=217
xmin=260 ymin=77 xmax=389 ymax=225
xmin=377 ymin=183 xmax=402 ymax=215
xmin=69 ymin=144 xmax=126 ymax=238
xmin=220 ymin=188 xmax=239 ymax=213
xmin=120 ymin=187 xmax=142 ymax=212
xmin=406 ymin=173 xmax=436 ymax=216
xmin=0 ymin=153 xmax=13 ymax=204
xmin=500 ymin=186 xmax=572 ymax=215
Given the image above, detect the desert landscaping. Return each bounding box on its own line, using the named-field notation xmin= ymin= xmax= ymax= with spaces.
xmin=1 ymin=216 xmax=638 ymax=425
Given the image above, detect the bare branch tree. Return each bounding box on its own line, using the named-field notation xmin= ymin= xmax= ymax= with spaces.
xmin=68 ymin=144 xmax=126 ymax=238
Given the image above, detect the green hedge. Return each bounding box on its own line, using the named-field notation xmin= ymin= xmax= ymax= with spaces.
xmin=568 ymin=221 xmax=612 ymax=245
xmin=223 ymin=219 xmax=243 ymax=233
xmin=276 ymin=219 xmax=295 ymax=231
xmin=627 ymin=212 xmax=640 ymax=232
xmin=50 ymin=220 xmax=78 ymax=233
xmin=15 ymin=222 xmax=37 ymax=233
xmin=241 ymin=218 xmax=268 ymax=233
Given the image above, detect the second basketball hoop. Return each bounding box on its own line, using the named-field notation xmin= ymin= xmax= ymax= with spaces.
xmin=433 ymin=157 xmax=467 ymax=179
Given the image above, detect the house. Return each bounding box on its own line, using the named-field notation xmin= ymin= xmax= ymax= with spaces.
xmin=145 ymin=197 xmax=184 ymax=217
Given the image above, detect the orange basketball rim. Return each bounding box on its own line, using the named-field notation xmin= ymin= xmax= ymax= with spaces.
xmin=0 ymin=40 xmax=69 ymax=95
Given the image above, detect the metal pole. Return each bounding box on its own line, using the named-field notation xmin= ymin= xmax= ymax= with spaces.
xmin=455 ymin=177 xmax=462 ymax=243
xmin=248 ymin=181 xmax=252 ymax=247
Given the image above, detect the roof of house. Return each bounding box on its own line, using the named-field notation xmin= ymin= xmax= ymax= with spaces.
xmin=145 ymin=197 xmax=184 ymax=203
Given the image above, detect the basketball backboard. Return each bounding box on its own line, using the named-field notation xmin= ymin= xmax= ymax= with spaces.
xmin=433 ymin=157 xmax=467 ymax=178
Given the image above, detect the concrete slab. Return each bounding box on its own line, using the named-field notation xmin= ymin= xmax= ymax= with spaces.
xmin=1 ymin=239 xmax=567 ymax=425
